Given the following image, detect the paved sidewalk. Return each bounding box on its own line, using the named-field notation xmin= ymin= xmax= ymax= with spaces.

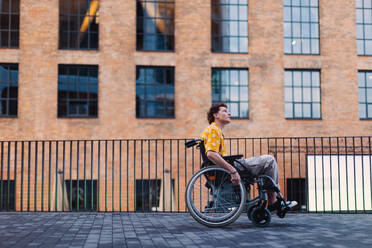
xmin=0 ymin=212 xmax=371 ymax=248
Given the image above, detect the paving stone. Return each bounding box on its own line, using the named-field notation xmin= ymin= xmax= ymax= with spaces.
xmin=0 ymin=213 xmax=372 ymax=247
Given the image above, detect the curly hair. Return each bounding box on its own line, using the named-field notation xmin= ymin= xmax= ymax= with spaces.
xmin=207 ymin=103 xmax=227 ymax=124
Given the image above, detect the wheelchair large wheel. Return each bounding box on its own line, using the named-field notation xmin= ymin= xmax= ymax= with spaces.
xmin=185 ymin=166 xmax=246 ymax=227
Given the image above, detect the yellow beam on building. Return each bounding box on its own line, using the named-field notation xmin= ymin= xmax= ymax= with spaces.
xmin=80 ymin=0 xmax=99 ymax=33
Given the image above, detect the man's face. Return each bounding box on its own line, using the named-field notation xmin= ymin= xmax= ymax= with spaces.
xmin=214 ymin=106 xmax=231 ymax=124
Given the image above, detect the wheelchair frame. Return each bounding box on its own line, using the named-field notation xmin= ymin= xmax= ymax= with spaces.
xmin=185 ymin=138 xmax=289 ymax=227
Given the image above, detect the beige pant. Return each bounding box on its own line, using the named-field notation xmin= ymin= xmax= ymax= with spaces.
xmin=235 ymin=155 xmax=279 ymax=188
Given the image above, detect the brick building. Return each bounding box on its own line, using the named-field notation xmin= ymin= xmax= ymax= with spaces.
xmin=0 ymin=0 xmax=372 ymax=212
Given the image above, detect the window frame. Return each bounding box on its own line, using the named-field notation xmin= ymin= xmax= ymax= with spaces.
xmin=57 ymin=64 xmax=99 ymax=118
xmin=356 ymin=0 xmax=372 ymax=56
xmin=0 ymin=180 xmax=15 ymax=211
xmin=64 ymin=179 xmax=98 ymax=211
xmin=136 ymin=65 xmax=175 ymax=119
xmin=0 ymin=0 xmax=20 ymax=48
xmin=211 ymin=67 xmax=249 ymax=119
xmin=136 ymin=0 xmax=175 ymax=52
xmin=358 ymin=70 xmax=372 ymax=120
xmin=283 ymin=0 xmax=320 ymax=55
xmin=0 ymin=63 xmax=18 ymax=118
xmin=284 ymin=69 xmax=322 ymax=120
xmin=58 ymin=0 xmax=100 ymax=50
xmin=211 ymin=0 xmax=249 ymax=54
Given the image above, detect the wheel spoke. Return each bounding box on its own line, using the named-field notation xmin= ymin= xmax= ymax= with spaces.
xmin=186 ymin=166 xmax=246 ymax=226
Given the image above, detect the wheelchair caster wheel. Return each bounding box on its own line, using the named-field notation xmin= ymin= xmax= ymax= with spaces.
xmin=277 ymin=210 xmax=286 ymax=218
xmin=250 ymin=206 xmax=271 ymax=227
xmin=247 ymin=206 xmax=255 ymax=221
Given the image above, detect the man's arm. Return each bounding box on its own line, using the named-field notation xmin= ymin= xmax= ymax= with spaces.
xmin=207 ymin=151 xmax=241 ymax=185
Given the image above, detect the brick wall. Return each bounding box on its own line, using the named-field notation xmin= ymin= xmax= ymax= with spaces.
xmin=0 ymin=0 xmax=371 ymax=141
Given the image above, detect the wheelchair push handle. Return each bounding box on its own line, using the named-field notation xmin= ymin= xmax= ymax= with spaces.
xmin=185 ymin=138 xmax=203 ymax=148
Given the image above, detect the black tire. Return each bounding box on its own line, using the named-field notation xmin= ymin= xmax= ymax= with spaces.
xmin=250 ymin=206 xmax=271 ymax=227
xmin=277 ymin=210 xmax=286 ymax=218
xmin=185 ymin=166 xmax=246 ymax=227
xmin=247 ymin=205 xmax=256 ymax=221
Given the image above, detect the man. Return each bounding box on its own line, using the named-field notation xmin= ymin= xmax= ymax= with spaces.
xmin=200 ymin=102 xmax=297 ymax=211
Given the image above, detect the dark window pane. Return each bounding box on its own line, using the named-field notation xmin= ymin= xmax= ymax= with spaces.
xmin=90 ymin=20 xmax=99 ymax=32
xmin=10 ymin=31 xmax=18 ymax=47
xmin=0 ymin=85 xmax=7 ymax=98
xmin=58 ymin=64 xmax=98 ymax=118
xmin=0 ymin=31 xmax=9 ymax=47
xmin=71 ymin=101 xmax=88 ymax=115
xmin=8 ymin=99 xmax=17 ymax=115
xmin=11 ymin=0 xmax=20 ymax=13
xmin=0 ymin=14 xmax=9 ymax=29
xmin=136 ymin=66 xmax=174 ymax=118
xmin=0 ymin=64 xmax=18 ymax=117
xmin=0 ymin=99 xmax=6 ymax=115
xmin=10 ymin=14 xmax=19 ymax=30
xmin=165 ymin=100 xmax=174 ymax=116
xmin=8 ymin=85 xmax=17 ymax=98
xmin=65 ymin=180 xmax=97 ymax=211
xmin=286 ymin=178 xmax=306 ymax=211
xmin=89 ymin=69 xmax=98 ymax=82
xmin=0 ymin=181 xmax=15 ymax=211
xmin=135 ymin=179 xmax=164 ymax=212
xmin=58 ymin=100 xmax=67 ymax=117
xmin=137 ymin=0 xmax=175 ymax=51
xmin=59 ymin=0 xmax=99 ymax=50
xmin=0 ymin=0 xmax=9 ymax=12
xmin=0 ymin=66 xmax=8 ymax=81
xmin=89 ymin=101 xmax=98 ymax=116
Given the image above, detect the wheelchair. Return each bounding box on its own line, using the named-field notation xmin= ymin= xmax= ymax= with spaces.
xmin=185 ymin=138 xmax=291 ymax=227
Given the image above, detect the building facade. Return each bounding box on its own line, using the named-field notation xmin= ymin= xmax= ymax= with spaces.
xmin=0 ymin=0 xmax=372 ymax=212
xmin=0 ymin=0 xmax=371 ymax=140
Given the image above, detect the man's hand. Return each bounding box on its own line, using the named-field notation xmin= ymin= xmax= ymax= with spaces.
xmin=230 ymin=171 xmax=241 ymax=185
xmin=206 ymin=151 xmax=241 ymax=185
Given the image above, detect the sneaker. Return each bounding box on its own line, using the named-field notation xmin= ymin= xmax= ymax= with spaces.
xmin=268 ymin=200 xmax=298 ymax=213
xmin=283 ymin=201 xmax=298 ymax=210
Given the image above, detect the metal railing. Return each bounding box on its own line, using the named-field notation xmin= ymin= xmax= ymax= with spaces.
xmin=0 ymin=137 xmax=371 ymax=213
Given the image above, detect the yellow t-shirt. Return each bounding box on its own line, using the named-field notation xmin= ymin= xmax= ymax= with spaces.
xmin=200 ymin=122 xmax=227 ymax=156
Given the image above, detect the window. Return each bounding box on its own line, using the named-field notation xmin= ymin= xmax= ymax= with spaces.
xmin=65 ymin=180 xmax=97 ymax=211
xmin=286 ymin=178 xmax=305 ymax=211
xmin=0 ymin=64 xmax=18 ymax=117
xmin=136 ymin=66 xmax=175 ymax=118
xmin=284 ymin=69 xmax=321 ymax=119
xmin=0 ymin=0 xmax=19 ymax=48
xmin=283 ymin=0 xmax=319 ymax=54
xmin=358 ymin=71 xmax=372 ymax=119
xmin=136 ymin=0 xmax=175 ymax=51
xmin=58 ymin=64 xmax=98 ymax=118
xmin=0 ymin=180 xmax=15 ymax=211
xmin=59 ymin=0 xmax=99 ymax=49
xmin=356 ymin=0 xmax=372 ymax=55
xmin=135 ymin=179 xmax=175 ymax=212
xmin=212 ymin=68 xmax=249 ymax=118
xmin=135 ymin=179 xmax=161 ymax=212
xmin=211 ymin=0 xmax=248 ymax=53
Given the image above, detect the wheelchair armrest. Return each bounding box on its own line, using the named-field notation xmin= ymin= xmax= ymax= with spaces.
xmin=185 ymin=139 xmax=203 ymax=148
xmin=223 ymin=154 xmax=244 ymax=161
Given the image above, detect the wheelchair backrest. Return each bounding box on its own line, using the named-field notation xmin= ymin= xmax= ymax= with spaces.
xmin=185 ymin=139 xmax=210 ymax=166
